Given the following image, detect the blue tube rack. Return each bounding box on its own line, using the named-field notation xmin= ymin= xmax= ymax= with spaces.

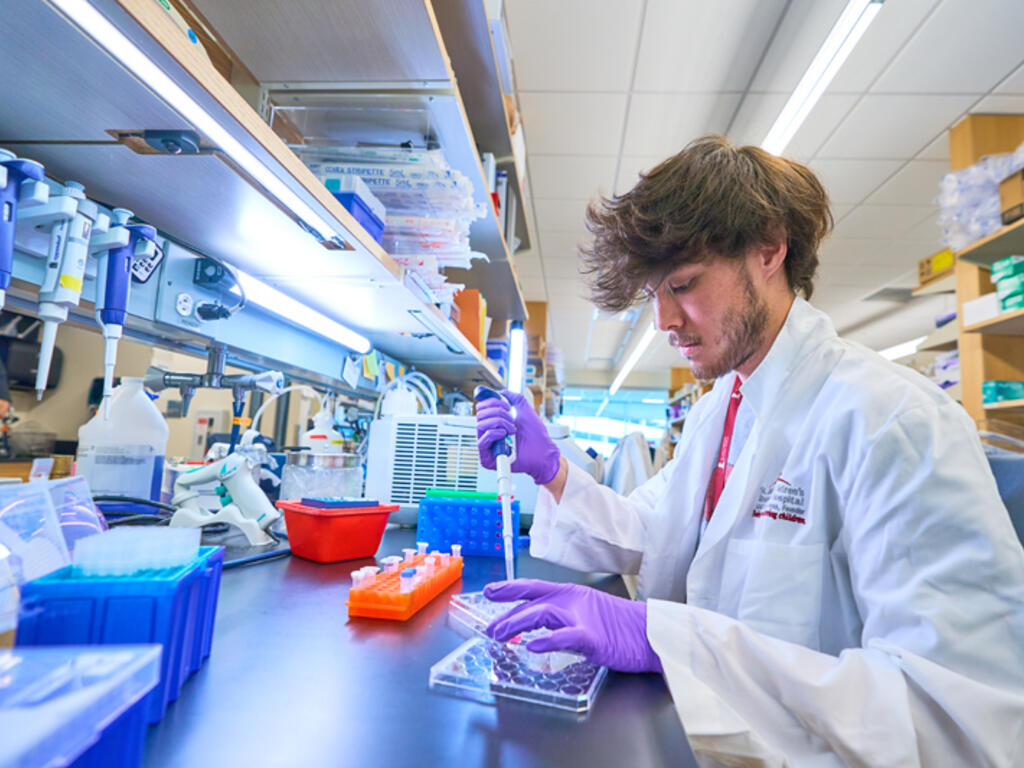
xmin=417 ymin=496 xmax=521 ymax=558
xmin=17 ymin=545 xmax=224 ymax=724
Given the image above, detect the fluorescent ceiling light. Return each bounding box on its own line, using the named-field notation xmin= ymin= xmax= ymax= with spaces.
xmin=51 ymin=0 xmax=339 ymax=242
xmin=508 ymin=321 xmax=526 ymax=394
xmin=761 ymin=0 xmax=883 ymax=155
xmin=562 ymin=395 xmax=583 ymax=401
xmin=609 ymin=323 xmax=659 ymax=396
xmin=595 ymin=396 xmax=610 ymax=418
xmin=234 ymin=271 xmax=371 ymax=353
xmin=879 ymin=335 xmax=926 ymax=361
xmin=641 ymin=398 xmax=665 ymax=404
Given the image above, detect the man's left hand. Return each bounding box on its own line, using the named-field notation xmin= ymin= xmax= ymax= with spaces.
xmin=484 ymin=579 xmax=663 ymax=674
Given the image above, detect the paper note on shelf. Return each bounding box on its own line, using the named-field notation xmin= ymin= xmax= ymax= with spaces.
xmin=342 ymin=356 xmax=360 ymax=389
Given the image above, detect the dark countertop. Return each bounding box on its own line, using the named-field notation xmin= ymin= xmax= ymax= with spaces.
xmin=143 ymin=527 xmax=696 ymax=768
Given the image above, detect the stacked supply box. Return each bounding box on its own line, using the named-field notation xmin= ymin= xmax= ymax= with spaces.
xmin=993 ymin=255 xmax=1024 ymax=311
xmin=417 ymin=489 xmax=520 ymax=558
xmin=17 ymin=546 xmax=224 ymax=723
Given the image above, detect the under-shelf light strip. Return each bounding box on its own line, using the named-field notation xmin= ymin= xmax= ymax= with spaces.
xmin=51 ymin=0 xmax=338 ymax=241
xmin=234 ymin=271 xmax=370 ymax=353
xmin=508 ymin=321 xmax=526 ymax=394
xmin=761 ymin=0 xmax=883 ymax=156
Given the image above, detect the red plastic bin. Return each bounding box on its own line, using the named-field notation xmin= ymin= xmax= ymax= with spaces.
xmin=276 ymin=500 xmax=398 ymax=563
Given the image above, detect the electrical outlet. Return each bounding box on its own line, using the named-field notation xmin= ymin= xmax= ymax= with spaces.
xmin=175 ymin=292 xmax=194 ymax=317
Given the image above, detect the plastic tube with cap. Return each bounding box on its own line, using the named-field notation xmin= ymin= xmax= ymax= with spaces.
xmin=451 ymin=544 xmax=462 ymax=559
xmin=416 ymin=541 xmax=428 ymax=556
xmin=402 ymin=548 xmax=416 ymax=563
xmin=381 ymin=555 xmax=402 ymax=574
xmin=400 ymin=568 xmax=416 ymax=593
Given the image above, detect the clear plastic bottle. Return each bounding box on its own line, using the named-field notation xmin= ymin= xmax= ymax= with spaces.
xmin=76 ymin=378 xmax=169 ymax=503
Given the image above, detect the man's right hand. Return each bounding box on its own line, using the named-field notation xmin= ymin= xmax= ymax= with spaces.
xmin=475 ymin=389 xmax=562 ymax=486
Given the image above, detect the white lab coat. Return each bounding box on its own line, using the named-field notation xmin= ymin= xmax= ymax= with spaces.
xmin=530 ymin=297 xmax=1024 ymax=767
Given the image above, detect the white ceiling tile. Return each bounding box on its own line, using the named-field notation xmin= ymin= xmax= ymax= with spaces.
xmin=533 ymin=199 xmax=592 ymax=233
xmin=622 ymin=93 xmax=741 ymax=157
xmin=528 ymin=155 xmax=618 ymax=199
xmin=872 ymin=0 xmax=1024 ymax=94
xmin=820 ymin=237 xmax=899 ymax=267
xmin=816 ymin=95 xmax=976 ymax=159
xmin=994 ymin=61 xmax=1024 ymax=94
xmin=632 ymin=0 xmax=788 ymax=92
xmin=729 ymin=93 xmax=857 ymax=161
xmin=504 ymin=0 xmax=644 ymax=92
xmin=832 ymin=204 xmax=854 ymax=222
xmin=810 ymin=159 xmax=904 ymax=205
xmin=832 ymin=204 xmax=937 ymax=239
xmin=866 ymin=160 xmax=948 ymax=206
xmin=902 ymin=214 xmax=944 ymax=247
xmin=816 ymin=260 xmax=907 ymax=287
xmin=827 ymin=0 xmax=941 ymax=93
xmin=545 ymin=277 xmax=590 ymax=302
xmin=972 ymin=95 xmax=1024 ymax=114
xmin=514 ymin=251 xmax=544 ymax=277
xmin=749 ymin=0 xmax=847 ymax=93
xmin=917 ymin=135 xmax=951 ymax=161
xmin=614 ymin=155 xmax=668 ymax=195
xmin=519 ymin=92 xmax=627 ymax=155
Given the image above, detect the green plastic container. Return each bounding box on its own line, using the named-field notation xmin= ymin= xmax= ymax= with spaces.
xmin=996 ymin=273 xmax=1024 ymax=300
xmin=991 ymin=254 xmax=1024 ymax=282
xmin=1003 ymin=294 xmax=1024 ymax=312
xmin=982 ymin=380 xmax=1024 ymax=404
xmin=424 ymin=488 xmax=498 ymax=500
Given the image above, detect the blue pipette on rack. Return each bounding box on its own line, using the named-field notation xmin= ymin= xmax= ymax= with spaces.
xmin=474 ymin=385 xmax=517 ymax=581
xmin=0 ymin=149 xmax=45 ymax=310
xmin=89 ymin=208 xmax=157 ymax=418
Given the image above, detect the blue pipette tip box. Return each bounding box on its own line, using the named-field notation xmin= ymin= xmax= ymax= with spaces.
xmin=300 ymin=497 xmax=379 ymax=509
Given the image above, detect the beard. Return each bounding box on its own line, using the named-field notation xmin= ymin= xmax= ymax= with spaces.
xmin=671 ymin=265 xmax=769 ymax=380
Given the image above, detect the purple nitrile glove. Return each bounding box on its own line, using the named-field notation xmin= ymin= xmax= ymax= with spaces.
xmin=475 ymin=389 xmax=561 ymax=485
xmin=484 ymin=579 xmax=663 ymax=674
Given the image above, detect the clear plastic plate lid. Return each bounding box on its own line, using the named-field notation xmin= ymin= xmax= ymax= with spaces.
xmin=0 ymin=645 xmax=160 ymax=768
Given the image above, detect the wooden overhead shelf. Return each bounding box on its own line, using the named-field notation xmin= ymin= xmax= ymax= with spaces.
xmin=963 ymin=307 xmax=1024 ymax=335
xmin=918 ymin=322 xmax=958 ymax=351
xmin=957 ymin=217 xmax=1024 ymax=268
xmin=985 ymin=398 xmax=1024 ymax=413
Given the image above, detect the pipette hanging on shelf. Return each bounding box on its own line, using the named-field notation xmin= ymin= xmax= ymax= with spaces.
xmin=89 ymin=208 xmax=157 ymax=418
xmin=0 ymin=149 xmax=45 ymax=312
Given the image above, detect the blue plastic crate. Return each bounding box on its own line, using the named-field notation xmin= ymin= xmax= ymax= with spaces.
xmin=17 ymin=545 xmax=224 ymax=724
xmin=332 ymin=191 xmax=385 ymax=243
xmin=0 ymin=645 xmax=160 ymax=768
xmin=417 ymin=497 xmax=520 ymax=558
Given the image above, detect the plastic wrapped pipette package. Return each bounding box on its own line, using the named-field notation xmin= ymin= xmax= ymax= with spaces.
xmin=436 ymin=591 xmax=608 ymax=713
xmin=0 ymin=482 xmax=70 ymax=584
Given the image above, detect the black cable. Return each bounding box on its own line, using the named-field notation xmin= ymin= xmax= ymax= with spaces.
xmin=108 ymin=514 xmax=170 ymax=527
xmin=93 ymin=495 xmax=178 ymax=513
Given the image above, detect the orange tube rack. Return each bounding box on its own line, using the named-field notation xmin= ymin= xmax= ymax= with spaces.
xmin=347 ymin=552 xmax=463 ymax=621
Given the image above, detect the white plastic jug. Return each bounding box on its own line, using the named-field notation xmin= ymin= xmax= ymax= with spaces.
xmin=76 ymin=378 xmax=169 ymax=501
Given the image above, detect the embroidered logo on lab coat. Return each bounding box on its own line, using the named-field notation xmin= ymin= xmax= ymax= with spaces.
xmin=751 ymin=476 xmax=807 ymax=524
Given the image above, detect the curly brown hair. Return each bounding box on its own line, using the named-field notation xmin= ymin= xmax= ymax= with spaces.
xmin=581 ymin=135 xmax=833 ymax=312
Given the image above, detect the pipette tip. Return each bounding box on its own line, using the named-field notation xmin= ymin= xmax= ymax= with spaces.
xmin=35 ymin=390 xmax=43 ymax=402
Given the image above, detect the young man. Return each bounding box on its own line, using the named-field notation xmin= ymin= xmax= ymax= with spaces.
xmin=476 ymin=136 xmax=1024 ymax=766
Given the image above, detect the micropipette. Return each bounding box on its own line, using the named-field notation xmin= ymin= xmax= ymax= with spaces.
xmin=0 ymin=150 xmax=45 ymax=311
xmin=473 ymin=386 xmax=517 ymax=581
xmin=33 ymin=182 xmax=98 ymax=400
xmin=89 ymin=208 xmax=157 ymax=418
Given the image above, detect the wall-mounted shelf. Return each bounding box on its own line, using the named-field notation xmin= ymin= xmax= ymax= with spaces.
xmin=188 ymin=0 xmax=528 ymax=322
xmin=430 ymin=0 xmax=531 ymax=252
xmin=985 ymin=398 xmax=1024 ymax=412
xmin=957 ymin=217 xmax=1024 ymax=268
xmin=918 ymin=322 xmax=958 ymax=351
xmin=912 ymin=273 xmax=956 ymax=296
xmin=0 ymin=0 xmax=500 ymax=389
xmin=963 ymin=307 xmax=1024 ymax=335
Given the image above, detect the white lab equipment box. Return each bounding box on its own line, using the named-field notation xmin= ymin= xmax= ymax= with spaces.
xmin=365 ymin=415 xmax=535 ymax=526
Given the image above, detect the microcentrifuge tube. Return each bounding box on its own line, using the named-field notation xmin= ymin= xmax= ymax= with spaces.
xmin=417 ymin=541 xmax=428 ymax=556
xmin=402 ymin=548 xmax=416 ymax=563
xmin=451 ymin=544 xmax=462 ymax=558
xmin=352 ymin=572 xmax=364 ymax=587
xmin=363 ymin=566 xmax=380 ymax=581
xmin=400 ymin=568 xmax=416 ymax=593
xmin=381 ymin=556 xmax=402 ymax=573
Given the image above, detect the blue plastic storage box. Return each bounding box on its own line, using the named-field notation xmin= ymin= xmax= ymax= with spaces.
xmin=332 ymin=191 xmax=386 ymax=243
xmin=417 ymin=494 xmax=521 ymax=558
xmin=16 ymin=545 xmax=224 ymax=724
xmin=0 ymin=645 xmax=160 ymax=768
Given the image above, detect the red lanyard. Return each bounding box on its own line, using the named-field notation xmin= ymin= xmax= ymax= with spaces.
xmin=704 ymin=376 xmax=743 ymax=522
